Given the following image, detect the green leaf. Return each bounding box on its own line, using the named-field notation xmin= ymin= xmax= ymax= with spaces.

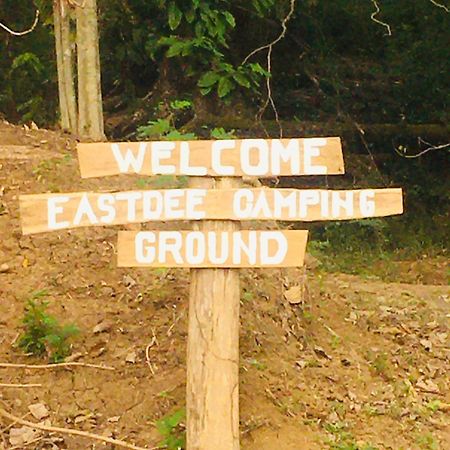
xmin=198 ymin=71 xmax=221 ymax=88
xmin=168 ymin=2 xmax=183 ymax=30
xmin=223 ymin=11 xmax=236 ymax=28
xmin=185 ymin=8 xmax=196 ymax=23
xmin=166 ymin=42 xmax=187 ymax=57
xmin=217 ymin=77 xmax=234 ymax=98
xmin=233 ymin=72 xmax=251 ymax=88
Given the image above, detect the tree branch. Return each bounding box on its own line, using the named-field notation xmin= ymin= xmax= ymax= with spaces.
xmin=370 ymin=0 xmax=392 ymax=36
xmin=242 ymin=0 xmax=297 ymax=137
xmin=394 ymin=138 xmax=450 ymax=158
xmin=0 ymin=9 xmax=40 ymax=36
xmin=0 ymin=362 xmax=115 ymax=371
xmin=429 ymin=0 xmax=449 ymax=13
xmin=0 ymin=406 xmax=154 ymax=450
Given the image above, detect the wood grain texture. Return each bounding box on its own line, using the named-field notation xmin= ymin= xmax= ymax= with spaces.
xmin=77 ymin=137 xmax=344 ymax=178
xmin=19 ymin=188 xmax=403 ymax=234
xmin=116 ymin=230 xmax=308 ymax=268
xmin=186 ymin=177 xmax=240 ymax=450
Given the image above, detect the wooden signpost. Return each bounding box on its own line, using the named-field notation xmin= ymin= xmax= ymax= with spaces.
xmin=19 ymin=136 xmax=403 ymax=450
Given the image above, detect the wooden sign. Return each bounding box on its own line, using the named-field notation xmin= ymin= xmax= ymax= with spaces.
xmin=19 ymin=188 xmax=403 ymax=234
xmin=117 ymin=230 xmax=308 ymax=268
xmin=19 ymin=133 xmax=405 ymax=450
xmin=77 ymin=137 xmax=344 ymax=178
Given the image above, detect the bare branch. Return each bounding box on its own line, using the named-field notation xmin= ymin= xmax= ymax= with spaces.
xmin=242 ymin=0 xmax=297 ymax=137
xmin=370 ymin=0 xmax=392 ymax=36
xmin=0 ymin=406 xmax=154 ymax=450
xmin=0 ymin=362 xmax=115 ymax=370
xmin=394 ymin=138 xmax=450 ymax=158
xmin=429 ymin=0 xmax=449 ymax=12
xmin=0 ymin=9 xmax=40 ymax=36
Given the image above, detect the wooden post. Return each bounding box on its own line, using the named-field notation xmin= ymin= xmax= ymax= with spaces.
xmin=186 ymin=177 xmax=241 ymax=450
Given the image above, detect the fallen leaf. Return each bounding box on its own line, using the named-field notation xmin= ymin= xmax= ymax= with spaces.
xmin=9 ymin=426 xmax=40 ymax=446
xmin=107 ymin=416 xmax=121 ymax=423
xmin=125 ymin=351 xmax=137 ymax=364
xmin=284 ymin=286 xmax=303 ymax=305
xmin=416 ymin=378 xmax=440 ymax=394
xmin=28 ymin=403 xmax=49 ymax=420
xmin=93 ymin=320 xmax=113 ymax=334
xmin=314 ymin=346 xmax=332 ymax=360
xmin=123 ymin=274 xmax=137 ymax=288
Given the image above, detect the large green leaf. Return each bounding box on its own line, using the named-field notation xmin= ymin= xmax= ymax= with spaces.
xmin=198 ymin=71 xmax=221 ymax=88
xmin=168 ymin=2 xmax=183 ymax=30
xmin=217 ymin=76 xmax=234 ymax=98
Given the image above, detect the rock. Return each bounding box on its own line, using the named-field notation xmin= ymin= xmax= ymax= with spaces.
xmin=0 ymin=263 xmax=10 ymax=273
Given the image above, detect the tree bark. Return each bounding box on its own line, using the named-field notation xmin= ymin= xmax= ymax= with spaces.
xmin=186 ymin=177 xmax=241 ymax=450
xmin=53 ymin=0 xmax=77 ymax=133
xmin=76 ymin=0 xmax=104 ymax=141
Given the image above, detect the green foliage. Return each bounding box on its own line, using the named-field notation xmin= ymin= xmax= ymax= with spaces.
xmin=156 ymin=409 xmax=186 ymax=450
xmin=137 ymin=99 xmax=197 ymax=140
xmin=416 ymin=433 xmax=439 ymax=450
xmin=210 ymin=127 xmax=236 ymax=139
xmin=151 ymin=1 xmax=274 ymax=99
xmin=324 ymin=422 xmax=378 ymax=450
xmin=18 ymin=290 xmax=79 ymax=363
xmin=0 ymin=1 xmax=56 ymax=124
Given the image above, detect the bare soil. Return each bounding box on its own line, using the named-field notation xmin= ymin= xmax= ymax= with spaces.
xmin=0 ymin=121 xmax=448 ymax=449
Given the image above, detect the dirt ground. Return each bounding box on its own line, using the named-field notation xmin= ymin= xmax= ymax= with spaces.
xmin=0 ymin=121 xmax=448 ymax=449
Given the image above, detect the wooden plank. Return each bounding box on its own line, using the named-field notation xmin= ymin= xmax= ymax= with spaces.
xmin=77 ymin=137 xmax=344 ymax=178
xmin=117 ymin=230 xmax=308 ymax=268
xmin=19 ymin=188 xmax=403 ymax=235
xmin=186 ymin=177 xmax=240 ymax=450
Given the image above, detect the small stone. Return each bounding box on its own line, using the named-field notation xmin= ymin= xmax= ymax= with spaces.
xmin=0 ymin=263 xmax=10 ymax=273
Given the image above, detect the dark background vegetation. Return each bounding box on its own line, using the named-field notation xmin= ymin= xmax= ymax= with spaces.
xmin=0 ymin=0 xmax=448 ymax=273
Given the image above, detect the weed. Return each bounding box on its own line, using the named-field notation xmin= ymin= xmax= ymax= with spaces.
xmin=210 ymin=127 xmax=236 ymax=139
xmin=17 ymin=290 xmax=79 ymax=363
xmin=156 ymin=409 xmax=186 ymax=450
xmin=369 ymin=352 xmax=393 ymax=380
xmin=248 ymin=358 xmax=266 ymax=371
xmin=241 ymin=291 xmax=253 ymax=303
xmin=324 ymin=421 xmax=378 ymax=450
xmin=424 ymin=399 xmax=441 ymax=414
xmin=330 ymin=335 xmax=341 ymax=349
xmin=416 ymin=432 xmax=439 ymax=450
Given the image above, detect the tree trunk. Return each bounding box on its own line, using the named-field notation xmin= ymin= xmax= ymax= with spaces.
xmin=53 ymin=0 xmax=77 ymax=133
xmin=186 ymin=177 xmax=241 ymax=450
xmin=76 ymin=0 xmax=104 ymax=141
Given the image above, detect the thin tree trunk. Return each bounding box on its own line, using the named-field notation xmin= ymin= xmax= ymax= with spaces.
xmin=76 ymin=0 xmax=104 ymax=141
xmin=53 ymin=0 xmax=77 ymax=133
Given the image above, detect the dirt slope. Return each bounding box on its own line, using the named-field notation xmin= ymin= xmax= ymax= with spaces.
xmin=0 ymin=121 xmax=448 ymax=449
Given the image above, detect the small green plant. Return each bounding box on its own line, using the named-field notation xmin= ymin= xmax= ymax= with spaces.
xmin=137 ymin=99 xmax=197 ymax=141
xmin=156 ymin=409 xmax=186 ymax=450
xmin=248 ymin=358 xmax=266 ymax=371
xmin=210 ymin=127 xmax=236 ymax=139
xmin=424 ymin=399 xmax=441 ymax=414
xmin=324 ymin=422 xmax=378 ymax=450
xmin=416 ymin=432 xmax=439 ymax=450
xmin=18 ymin=290 xmax=79 ymax=363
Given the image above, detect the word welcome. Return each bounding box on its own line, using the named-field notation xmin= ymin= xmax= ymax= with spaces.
xmin=19 ymin=188 xmax=403 ymax=234
xmin=77 ymin=138 xmax=344 ymax=178
xmin=117 ymin=230 xmax=308 ymax=268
